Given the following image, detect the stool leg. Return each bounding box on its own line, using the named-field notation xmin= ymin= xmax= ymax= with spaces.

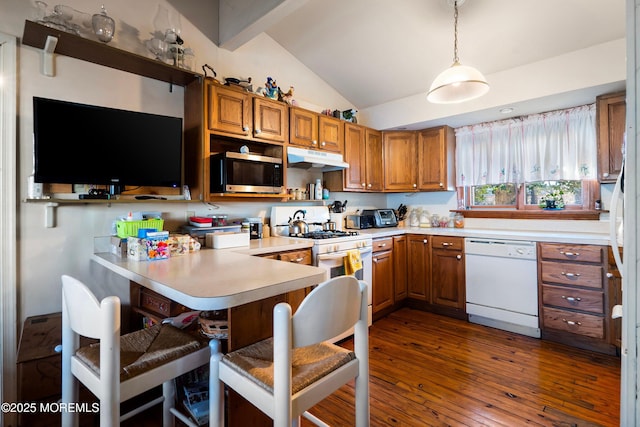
xmin=209 ymin=340 xmax=224 ymax=427
xmin=163 ymin=380 xmax=176 ymax=427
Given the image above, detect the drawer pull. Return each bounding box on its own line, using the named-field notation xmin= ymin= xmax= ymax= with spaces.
xmin=606 ymin=272 xmax=614 ymax=279
xmin=441 ymin=242 xmax=453 ymax=247
xmin=560 ymin=251 xmax=580 ymax=257
xmin=456 ymin=254 xmax=462 ymax=260
xmin=562 ymin=296 xmax=582 ymax=302
xmin=290 ymin=257 xmax=304 ymax=263
xmin=423 ymin=239 xmax=428 ymax=244
xmin=561 ymin=272 xmax=581 ymax=278
xmin=373 ymin=258 xmax=378 ymax=263
xmin=378 ymin=243 xmax=387 ymax=248
xmin=562 ymin=318 xmax=582 ymax=326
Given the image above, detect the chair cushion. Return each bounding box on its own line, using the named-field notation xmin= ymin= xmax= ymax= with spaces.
xmin=222 ymin=338 xmax=355 ymax=394
xmin=75 ymin=324 xmax=207 ymax=381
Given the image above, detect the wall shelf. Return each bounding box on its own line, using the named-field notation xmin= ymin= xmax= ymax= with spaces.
xmin=22 ymin=20 xmax=202 ymax=86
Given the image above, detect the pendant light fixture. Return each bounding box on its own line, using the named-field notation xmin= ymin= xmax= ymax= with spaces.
xmin=427 ymin=0 xmax=489 ymax=104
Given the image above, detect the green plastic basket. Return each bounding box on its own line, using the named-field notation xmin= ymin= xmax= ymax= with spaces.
xmin=116 ymin=219 xmax=164 ymax=238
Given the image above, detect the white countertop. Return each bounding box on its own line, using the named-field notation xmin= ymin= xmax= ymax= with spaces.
xmin=356 ymin=226 xmax=611 ymax=246
xmin=92 ymin=249 xmax=326 ymax=310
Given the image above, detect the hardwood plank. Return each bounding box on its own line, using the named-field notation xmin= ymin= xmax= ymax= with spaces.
xmin=303 ymin=308 xmax=620 ymax=427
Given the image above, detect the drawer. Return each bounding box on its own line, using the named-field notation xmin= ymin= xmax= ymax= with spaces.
xmin=539 ymin=243 xmax=603 ymax=263
xmin=278 ymin=249 xmax=312 ymax=265
xmin=541 ymin=284 xmax=604 ymax=314
xmin=139 ymin=288 xmax=189 ymax=318
xmin=431 ymin=235 xmax=463 ymax=251
xmin=542 ymin=307 xmax=604 ymax=339
xmin=373 ymin=237 xmax=393 ymax=253
xmin=540 ymin=260 xmax=603 ymax=289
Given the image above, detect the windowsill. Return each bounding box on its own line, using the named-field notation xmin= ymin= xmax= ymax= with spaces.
xmin=451 ymin=209 xmax=602 ymax=220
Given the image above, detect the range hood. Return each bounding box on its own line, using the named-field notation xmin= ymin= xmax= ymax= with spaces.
xmin=287 ymin=146 xmax=349 ymax=171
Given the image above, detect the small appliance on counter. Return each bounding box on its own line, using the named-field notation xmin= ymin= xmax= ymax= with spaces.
xmin=362 ymin=209 xmax=398 ymax=228
xmin=345 ymin=214 xmax=375 ymax=230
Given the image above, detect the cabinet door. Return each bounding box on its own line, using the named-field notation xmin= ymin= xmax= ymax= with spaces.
xmin=383 ymin=131 xmax=418 ymax=191
xmin=365 ymin=128 xmax=383 ymax=191
xmin=318 ymin=115 xmax=344 ymax=153
xmin=407 ymin=235 xmax=430 ymax=300
xmin=253 ymin=97 xmax=288 ymax=143
xmin=290 ymin=107 xmax=319 ymax=148
xmin=343 ymin=123 xmax=367 ymax=190
xmin=597 ymin=91 xmax=625 ymax=183
xmin=431 ymin=246 xmax=465 ymax=309
xmin=372 ymin=250 xmax=394 ymax=314
xmin=207 ymin=84 xmax=251 ymax=137
xmin=418 ymin=126 xmax=455 ymax=191
xmin=393 ymin=235 xmax=408 ymax=300
xmin=276 ymin=249 xmax=313 ymax=313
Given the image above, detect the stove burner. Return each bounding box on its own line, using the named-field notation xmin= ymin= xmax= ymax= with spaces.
xmin=295 ymin=230 xmax=360 ymax=239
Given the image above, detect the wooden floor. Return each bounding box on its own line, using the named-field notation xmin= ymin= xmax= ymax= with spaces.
xmin=123 ymin=308 xmax=620 ymax=427
xmin=303 ymin=308 xmax=620 ymax=427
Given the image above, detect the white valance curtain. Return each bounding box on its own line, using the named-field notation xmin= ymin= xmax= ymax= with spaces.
xmin=455 ymin=104 xmax=597 ymax=187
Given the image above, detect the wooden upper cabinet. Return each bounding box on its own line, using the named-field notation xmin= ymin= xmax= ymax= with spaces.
xmin=289 ymin=107 xmax=319 ymax=148
xmin=365 ymin=128 xmax=383 ymax=191
xmin=207 ymin=83 xmax=251 ymax=137
xmin=318 ymin=115 xmax=344 ymax=153
xmin=418 ymin=126 xmax=455 ymax=191
xmin=383 ymin=131 xmax=418 ymax=191
xmin=597 ymin=91 xmax=626 ymax=183
xmin=343 ymin=123 xmax=367 ymax=190
xmin=252 ymin=97 xmax=288 ymax=144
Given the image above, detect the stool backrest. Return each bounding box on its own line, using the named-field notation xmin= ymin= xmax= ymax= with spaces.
xmin=289 ymin=276 xmax=366 ymax=348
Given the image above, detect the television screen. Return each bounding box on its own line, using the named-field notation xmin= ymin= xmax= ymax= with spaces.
xmin=33 ymin=97 xmax=183 ymax=190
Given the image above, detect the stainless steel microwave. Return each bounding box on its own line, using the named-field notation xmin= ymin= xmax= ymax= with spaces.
xmin=210 ymin=152 xmax=284 ymax=194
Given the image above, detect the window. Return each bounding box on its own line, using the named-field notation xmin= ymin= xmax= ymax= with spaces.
xmin=456 ymin=105 xmax=599 ymax=215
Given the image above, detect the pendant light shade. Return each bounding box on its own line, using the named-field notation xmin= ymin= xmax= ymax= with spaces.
xmin=427 ymin=0 xmax=489 ymax=104
xmin=427 ymin=61 xmax=489 ymax=104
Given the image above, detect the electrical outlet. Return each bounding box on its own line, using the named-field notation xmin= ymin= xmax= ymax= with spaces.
xmin=186 ymin=210 xmax=195 ymax=221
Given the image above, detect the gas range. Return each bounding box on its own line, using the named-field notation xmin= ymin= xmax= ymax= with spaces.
xmin=271 ymin=206 xmax=372 ymax=253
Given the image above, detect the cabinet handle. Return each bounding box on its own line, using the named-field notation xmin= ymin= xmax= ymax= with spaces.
xmin=606 ymin=272 xmax=614 ymax=278
xmin=242 ymin=125 xmax=249 ymax=132
xmin=373 ymin=257 xmax=378 ymax=263
xmin=321 ymin=141 xmax=326 ymax=146
xmin=367 ymin=183 xmax=372 ymax=188
xmin=255 ymin=128 xmax=261 ymax=134
xmin=456 ymin=254 xmax=462 ymax=260
xmin=413 ymin=183 xmax=417 ymax=188
xmin=312 ymin=140 xmax=318 ymax=145
xmin=560 ymin=251 xmax=580 ymax=257
xmin=290 ymin=257 xmax=304 ymax=263
xmin=562 ymin=296 xmax=582 ymax=302
xmin=439 ymin=182 xmax=444 ymax=187
xmin=561 ymin=272 xmax=581 ymax=278
xmin=441 ymin=242 xmax=453 ymax=247
xmin=362 ymin=183 xmax=366 ymax=187
xmin=603 ymin=172 xmax=610 ymax=178
xmin=377 ymin=243 xmax=387 ymax=248
xmin=562 ymin=318 xmax=582 ymax=326
xmin=423 ymin=239 xmax=428 ymax=244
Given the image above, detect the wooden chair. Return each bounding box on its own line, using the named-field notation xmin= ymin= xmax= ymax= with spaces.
xmin=60 ymin=274 xmax=210 ymax=427
xmin=209 ymin=275 xmax=370 ymax=427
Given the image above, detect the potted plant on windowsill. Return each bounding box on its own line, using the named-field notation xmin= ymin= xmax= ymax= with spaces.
xmin=538 ymin=189 xmax=565 ymax=210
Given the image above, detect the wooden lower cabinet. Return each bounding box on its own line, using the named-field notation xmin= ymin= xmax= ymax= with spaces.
xmin=608 ymin=247 xmax=623 ymax=349
xmin=260 ymin=248 xmax=313 ymax=313
xmin=393 ymin=235 xmax=408 ymax=301
xmin=538 ymin=242 xmax=617 ymax=355
xmin=430 ymin=236 xmax=466 ymax=315
xmin=407 ymin=235 xmax=430 ymax=300
xmin=372 ymin=238 xmax=394 ymax=319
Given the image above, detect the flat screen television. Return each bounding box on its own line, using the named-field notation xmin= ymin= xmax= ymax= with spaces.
xmin=33 ymin=97 xmax=183 ymax=193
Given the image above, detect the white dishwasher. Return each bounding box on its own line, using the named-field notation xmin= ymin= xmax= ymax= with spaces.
xmin=465 ymin=238 xmax=540 ymax=338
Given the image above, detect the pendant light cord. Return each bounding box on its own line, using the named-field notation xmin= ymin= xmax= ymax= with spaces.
xmin=453 ymin=1 xmax=459 ymax=63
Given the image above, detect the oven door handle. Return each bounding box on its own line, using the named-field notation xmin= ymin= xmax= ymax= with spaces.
xmin=317 ymin=247 xmax=372 ymax=261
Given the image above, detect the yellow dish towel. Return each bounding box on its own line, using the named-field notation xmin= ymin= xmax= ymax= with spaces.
xmin=344 ymin=249 xmax=362 ymax=276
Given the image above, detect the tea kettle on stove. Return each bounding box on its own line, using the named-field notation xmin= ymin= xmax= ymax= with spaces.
xmin=288 ymin=210 xmax=309 ymax=235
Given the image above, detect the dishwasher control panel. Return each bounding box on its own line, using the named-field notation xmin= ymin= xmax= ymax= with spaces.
xmin=465 ymin=238 xmax=537 ymax=260
xmin=506 ymin=244 xmax=536 ymax=259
